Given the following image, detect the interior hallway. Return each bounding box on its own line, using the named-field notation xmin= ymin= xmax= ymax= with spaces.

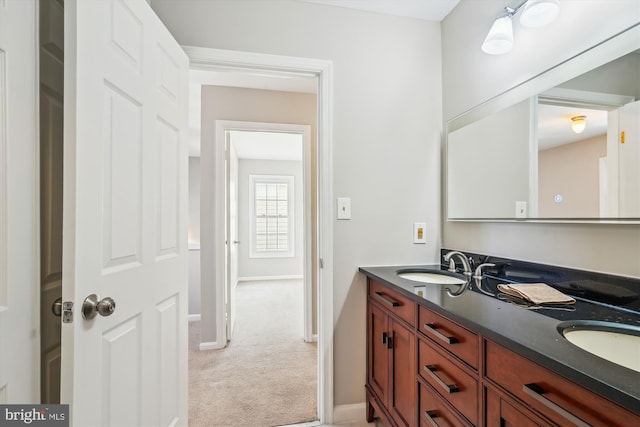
xmin=188 ymin=279 xmax=317 ymax=426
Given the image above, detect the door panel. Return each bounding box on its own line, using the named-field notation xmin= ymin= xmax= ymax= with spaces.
xmin=61 ymin=1 xmax=188 ymax=425
xmin=390 ymin=319 xmax=416 ymax=427
xmin=0 ymin=0 xmax=39 ymax=404
xmin=368 ymin=302 xmax=389 ymax=403
xmin=102 ymin=84 xmax=143 ymax=270
xmin=157 ymin=295 xmax=180 ymax=426
xmin=158 ymin=118 xmax=180 ymax=257
xmin=101 ymin=317 xmax=143 ymax=426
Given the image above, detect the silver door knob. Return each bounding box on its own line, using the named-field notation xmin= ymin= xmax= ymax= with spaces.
xmin=82 ymin=294 xmax=116 ymax=320
xmin=52 ymin=297 xmax=63 ymax=317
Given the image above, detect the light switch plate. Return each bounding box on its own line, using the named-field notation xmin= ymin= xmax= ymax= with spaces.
xmin=515 ymin=201 xmax=527 ymax=218
xmin=414 ymin=222 xmax=426 ymax=244
xmin=337 ymin=197 xmax=351 ymax=220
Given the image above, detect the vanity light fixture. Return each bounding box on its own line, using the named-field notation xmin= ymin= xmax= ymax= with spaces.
xmin=482 ymin=0 xmax=560 ymax=55
xmin=520 ymin=0 xmax=560 ymax=28
xmin=571 ymin=115 xmax=587 ymax=134
xmin=481 ymin=8 xmax=515 ymax=55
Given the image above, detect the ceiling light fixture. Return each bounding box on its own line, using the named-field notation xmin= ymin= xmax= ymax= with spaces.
xmin=571 ymin=115 xmax=586 ymax=134
xmin=482 ymin=0 xmax=560 ymax=55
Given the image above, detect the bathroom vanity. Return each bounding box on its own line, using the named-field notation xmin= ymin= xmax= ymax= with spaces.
xmin=360 ymin=251 xmax=640 ymax=426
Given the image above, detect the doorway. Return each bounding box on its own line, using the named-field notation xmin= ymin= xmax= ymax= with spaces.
xmin=183 ymin=41 xmax=337 ymax=424
xmin=187 ymin=80 xmax=320 ymax=424
xmin=224 ymin=125 xmax=314 ymax=345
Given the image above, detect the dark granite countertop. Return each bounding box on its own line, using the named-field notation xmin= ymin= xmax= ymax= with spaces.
xmin=358 ymin=264 xmax=640 ymax=414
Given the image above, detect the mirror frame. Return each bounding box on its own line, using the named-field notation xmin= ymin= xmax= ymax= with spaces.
xmin=445 ymin=23 xmax=640 ymax=224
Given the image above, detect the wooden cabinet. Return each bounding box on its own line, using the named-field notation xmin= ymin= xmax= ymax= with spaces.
xmin=419 ymin=380 xmax=472 ymax=427
xmin=418 ymin=305 xmax=479 ymax=426
xmin=485 ymin=386 xmax=553 ymax=427
xmin=418 ymin=339 xmax=478 ymax=425
xmin=418 ymin=305 xmax=478 ymax=369
xmin=364 ymin=277 xmax=640 ymax=427
xmin=485 ymin=339 xmax=639 ymax=427
xmin=367 ymin=279 xmax=416 ymax=427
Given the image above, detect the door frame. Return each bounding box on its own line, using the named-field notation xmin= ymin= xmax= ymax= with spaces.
xmin=185 ymin=46 xmax=334 ymax=424
xmin=218 ymin=121 xmax=313 ymax=342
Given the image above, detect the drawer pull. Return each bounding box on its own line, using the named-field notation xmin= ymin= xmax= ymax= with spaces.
xmin=424 ymin=323 xmax=459 ymax=344
xmin=425 ymin=410 xmax=441 ymax=427
xmin=381 ymin=332 xmax=392 ymax=349
xmin=374 ymin=291 xmax=400 ymax=307
xmin=523 ymin=383 xmax=591 ymax=427
xmin=424 ymin=365 xmax=459 ymax=394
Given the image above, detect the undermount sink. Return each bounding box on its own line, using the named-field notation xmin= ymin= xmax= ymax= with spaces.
xmin=397 ymin=269 xmax=466 ymax=285
xmin=558 ymin=321 xmax=640 ymax=372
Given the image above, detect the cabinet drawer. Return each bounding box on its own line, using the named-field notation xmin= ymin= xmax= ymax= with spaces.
xmin=485 ymin=339 xmax=640 ymax=426
xmin=419 ymin=305 xmax=478 ymax=369
xmin=485 ymin=385 xmax=554 ymax=427
xmin=420 ymin=381 xmax=472 ymax=427
xmin=419 ymin=339 xmax=478 ymax=425
xmin=369 ymin=279 xmax=415 ymax=327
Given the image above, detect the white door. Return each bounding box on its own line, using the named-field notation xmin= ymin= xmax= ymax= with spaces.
xmin=618 ymin=100 xmax=640 ymax=217
xmin=0 ymin=0 xmax=39 ymax=404
xmin=61 ymin=1 xmax=189 ymax=426
xmin=227 ymin=137 xmax=239 ymax=339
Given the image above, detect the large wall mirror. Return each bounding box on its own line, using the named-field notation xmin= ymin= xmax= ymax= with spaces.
xmin=447 ymin=24 xmax=640 ymax=222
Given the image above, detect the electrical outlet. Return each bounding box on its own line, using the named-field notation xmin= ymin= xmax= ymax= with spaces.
xmin=414 ymin=223 xmax=426 ymax=244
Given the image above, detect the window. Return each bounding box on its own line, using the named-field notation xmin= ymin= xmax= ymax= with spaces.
xmin=249 ymin=175 xmax=294 ymax=258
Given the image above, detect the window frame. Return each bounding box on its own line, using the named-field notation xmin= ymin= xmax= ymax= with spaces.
xmin=249 ymin=174 xmax=295 ymax=259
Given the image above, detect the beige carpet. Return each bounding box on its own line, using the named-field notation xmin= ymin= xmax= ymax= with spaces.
xmin=189 ymin=280 xmax=318 ymax=427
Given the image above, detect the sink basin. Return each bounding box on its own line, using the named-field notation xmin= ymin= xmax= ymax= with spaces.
xmin=558 ymin=321 xmax=640 ymax=372
xmin=397 ymin=269 xmax=466 ymax=285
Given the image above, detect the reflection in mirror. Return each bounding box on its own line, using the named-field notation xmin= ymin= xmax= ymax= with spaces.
xmin=537 ymin=52 xmax=640 ymax=219
xmin=446 ymin=25 xmax=640 ymax=222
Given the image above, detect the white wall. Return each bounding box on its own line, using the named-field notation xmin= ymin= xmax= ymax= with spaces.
xmin=442 ymin=1 xmax=640 ymax=278
xmin=150 ymin=0 xmax=443 ymax=407
xmin=538 ymin=135 xmax=606 ymax=218
xmin=238 ymin=159 xmax=304 ymax=279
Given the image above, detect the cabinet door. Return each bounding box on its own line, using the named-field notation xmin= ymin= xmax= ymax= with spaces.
xmin=368 ymin=302 xmax=389 ymax=403
xmin=486 ymin=387 xmax=552 ymax=427
xmin=389 ymin=318 xmax=417 ymax=427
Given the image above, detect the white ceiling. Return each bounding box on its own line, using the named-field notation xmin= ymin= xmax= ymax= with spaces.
xmin=296 ymin=0 xmax=460 ymax=21
xmin=538 ymin=104 xmax=608 ymax=151
xmin=230 ymin=131 xmax=303 ymax=161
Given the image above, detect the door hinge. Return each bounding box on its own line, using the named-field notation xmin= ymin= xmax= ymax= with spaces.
xmin=62 ymin=301 xmax=74 ymax=323
xmin=319 ymin=258 xmax=324 ymax=269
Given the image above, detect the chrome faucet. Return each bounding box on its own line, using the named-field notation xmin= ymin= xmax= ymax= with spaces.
xmin=443 ymin=251 xmax=473 ymax=277
xmin=473 ymin=263 xmax=496 ymax=296
xmin=473 ymin=263 xmax=495 ymax=280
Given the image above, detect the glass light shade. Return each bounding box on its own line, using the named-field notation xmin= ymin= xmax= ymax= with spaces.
xmin=481 ymin=14 xmax=514 ymax=55
xmin=571 ymin=116 xmax=586 ymax=134
xmin=520 ymin=0 xmax=560 ymax=28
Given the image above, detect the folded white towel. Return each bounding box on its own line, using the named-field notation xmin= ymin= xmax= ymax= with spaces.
xmin=497 ymin=283 xmax=575 ymax=305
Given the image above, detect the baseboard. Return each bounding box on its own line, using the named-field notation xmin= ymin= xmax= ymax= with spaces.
xmin=188 ymin=314 xmax=201 ymax=322
xmin=198 ymin=341 xmax=225 ymax=351
xmin=238 ymin=275 xmax=303 ymax=282
xmin=333 ymin=403 xmax=366 ymax=425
